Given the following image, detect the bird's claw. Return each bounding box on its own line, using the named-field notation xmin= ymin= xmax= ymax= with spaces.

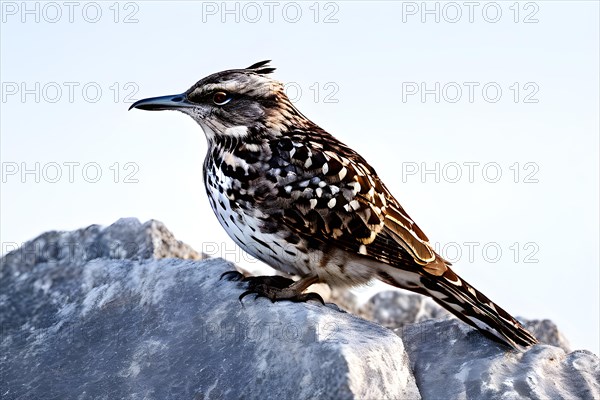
xmin=220 ymin=270 xmax=245 ymax=281
xmin=293 ymin=292 xmax=325 ymax=305
xmin=237 ymin=276 xmax=324 ymax=305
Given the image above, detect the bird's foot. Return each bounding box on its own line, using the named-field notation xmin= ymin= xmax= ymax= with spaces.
xmin=238 ymin=275 xmax=325 ymax=305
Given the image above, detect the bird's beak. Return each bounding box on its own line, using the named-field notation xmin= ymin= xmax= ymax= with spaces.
xmin=128 ymin=93 xmax=194 ymax=111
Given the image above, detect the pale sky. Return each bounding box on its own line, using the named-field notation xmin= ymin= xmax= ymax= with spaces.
xmin=1 ymin=1 xmax=598 ymax=355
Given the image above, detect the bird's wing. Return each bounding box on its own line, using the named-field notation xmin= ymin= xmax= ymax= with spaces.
xmin=266 ymin=134 xmax=449 ymax=275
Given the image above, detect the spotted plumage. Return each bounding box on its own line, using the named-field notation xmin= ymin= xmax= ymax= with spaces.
xmin=130 ymin=61 xmax=538 ymax=349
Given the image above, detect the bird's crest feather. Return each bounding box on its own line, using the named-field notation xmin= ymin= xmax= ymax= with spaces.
xmin=245 ymin=60 xmax=276 ymax=75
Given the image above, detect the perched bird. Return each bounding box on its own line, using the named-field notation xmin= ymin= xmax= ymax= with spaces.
xmin=129 ymin=61 xmax=538 ymax=349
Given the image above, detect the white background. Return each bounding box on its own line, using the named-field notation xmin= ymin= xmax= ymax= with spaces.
xmin=1 ymin=1 xmax=598 ymax=354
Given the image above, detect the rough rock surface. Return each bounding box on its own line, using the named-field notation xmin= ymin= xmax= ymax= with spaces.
xmin=348 ymin=290 xmax=573 ymax=351
xmin=399 ymin=319 xmax=599 ymax=400
xmin=2 ymin=218 xmax=204 ymax=269
xmin=351 ymin=290 xmax=452 ymax=328
xmin=0 ymin=219 xmax=419 ymax=400
xmin=333 ymin=283 xmax=598 ymax=398
xmin=2 ymin=219 xmax=599 ymax=399
xmin=524 ymin=318 xmax=573 ymax=352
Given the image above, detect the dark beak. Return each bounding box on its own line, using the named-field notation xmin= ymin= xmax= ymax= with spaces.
xmin=128 ymin=93 xmax=193 ymax=111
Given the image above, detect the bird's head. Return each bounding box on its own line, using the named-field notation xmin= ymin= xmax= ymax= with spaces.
xmin=129 ymin=61 xmax=308 ymax=142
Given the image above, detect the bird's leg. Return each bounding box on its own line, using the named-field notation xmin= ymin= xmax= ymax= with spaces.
xmin=239 ymin=274 xmax=324 ymax=304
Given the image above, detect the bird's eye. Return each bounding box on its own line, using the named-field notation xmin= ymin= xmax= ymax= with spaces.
xmin=212 ymin=91 xmax=231 ymax=106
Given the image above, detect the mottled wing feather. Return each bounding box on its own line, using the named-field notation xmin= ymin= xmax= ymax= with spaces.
xmin=383 ymin=204 xmax=435 ymax=263
xmin=264 ymin=132 xmax=448 ymax=273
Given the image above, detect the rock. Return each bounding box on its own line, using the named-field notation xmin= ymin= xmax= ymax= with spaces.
xmin=524 ymin=319 xmax=572 ymax=352
xmin=350 ymin=290 xmax=575 ymax=351
xmin=0 ymin=219 xmax=420 ymax=400
xmin=329 ymin=285 xmax=598 ymax=398
xmin=398 ymin=318 xmax=600 ymax=400
xmin=354 ymin=290 xmax=451 ymax=328
xmin=1 ymin=218 xmax=204 ymax=271
xmin=3 ymin=218 xmax=599 ymax=400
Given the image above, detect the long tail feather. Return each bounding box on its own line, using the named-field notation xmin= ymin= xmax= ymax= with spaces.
xmin=379 ymin=266 xmax=538 ymax=349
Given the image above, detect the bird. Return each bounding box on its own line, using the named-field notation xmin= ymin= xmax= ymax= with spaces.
xmin=129 ymin=60 xmax=538 ymax=349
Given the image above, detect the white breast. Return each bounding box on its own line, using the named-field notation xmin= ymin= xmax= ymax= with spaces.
xmin=204 ymin=160 xmax=312 ymax=277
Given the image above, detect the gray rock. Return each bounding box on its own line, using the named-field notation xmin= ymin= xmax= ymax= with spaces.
xmin=355 ymin=290 xmax=575 ymax=351
xmin=4 ymin=218 xmax=598 ymax=400
xmin=1 ymin=218 xmax=203 ymax=272
xmin=356 ymin=290 xmax=451 ymax=328
xmin=334 ymin=287 xmax=598 ymax=398
xmin=524 ymin=319 xmax=572 ymax=352
xmin=0 ymin=219 xmax=420 ymax=400
xmin=398 ymin=318 xmax=600 ymax=400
